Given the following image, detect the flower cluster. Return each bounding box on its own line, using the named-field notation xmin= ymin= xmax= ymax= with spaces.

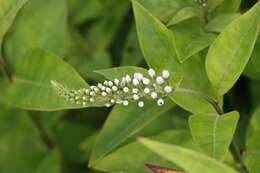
xmin=51 ymin=69 xmax=174 ymax=108
xmin=194 ymin=0 xmax=207 ymax=7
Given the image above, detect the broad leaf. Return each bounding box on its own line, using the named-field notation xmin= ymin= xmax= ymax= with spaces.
xmin=207 ymin=0 xmax=224 ymax=12
xmin=0 ymin=48 xmax=89 ymax=110
xmin=189 ymin=111 xmax=239 ymax=160
xmin=205 ymin=2 xmax=260 ymax=95
xmin=89 ymin=100 xmax=174 ymax=166
xmin=139 ymin=138 xmax=239 ymax=173
xmin=93 ymin=130 xmax=194 ymax=173
xmin=132 ymin=0 xmax=220 ymax=114
xmin=4 ymin=0 xmax=68 ymax=67
xmin=36 ymin=150 xmax=61 ymax=173
xmin=213 ymin=0 xmax=241 ymax=15
xmin=206 ymin=13 xmax=241 ymax=33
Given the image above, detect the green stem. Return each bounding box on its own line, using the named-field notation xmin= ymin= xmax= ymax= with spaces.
xmin=175 ymin=88 xmax=224 ymax=115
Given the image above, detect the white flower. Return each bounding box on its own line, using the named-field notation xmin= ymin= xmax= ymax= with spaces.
xmin=134 ymin=72 xmax=143 ymax=80
xmin=82 ymin=97 xmax=86 ymax=100
xmin=106 ymin=87 xmax=111 ymax=93
xmin=132 ymin=78 xmax=139 ymax=85
xmin=123 ymin=100 xmax=129 ymax=106
xmin=98 ymin=83 xmax=103 ymax=88
xmin=101 ymin=86 xmax=106 ymax=91
xmin=94 ymin=87 xmax=99 ymax=92
xmin=151 ymin=92 xmax=158 ymax=99
xmin=90 ymin=91 xmax=95 ymax=96
xmin=142 ymin=78 xmax=150 ymax=85
xmin=144 ymin=88 xmax=150 ymax=94
xmin=148 ymin=68 xmax=156 ymax=77
xmin=164 ymin=86 xmax=172 ymax=93
xmin=157 ymin=98 xmax=164 ymax=106
xmin=162 ymin=70 xmax=170 ymax=79
xmin=133 ymin=94 xmax=140 ymax=100
xmin=132 ymin=88 xmax=139 ymax=93
xmin=123 ymin=87 xmax=129 ymax=93
xmin=125 ymin=75 xmax=131 ymax=83
xmin=85 ymin=89 xmax=89 ymax=94
xmin=121 ymin=77 xmax=126 ymax=86
xmin=101 ymin=92 xmax=107 ymax=96
xmin=108 ymin=81 xmax=113 ymax=86
xmin=82 ymin=102 xmax=86 ymax=106
xmin=104 ymin=80 xmax=108 ymax=85
xmin=112 ymin=86 xmax=118 ymax=91
xmin=110 ymin=99 xmax=115 ymax=103
xmin=114 ymin=78 xmax=120 ymax=85
xmin=90 ymin=98 xmax=94 ymax=102
xmin=156 ymin=76 xmax=164 ymax=84
xmin=138 ymin=101 xmax=144 ymax=108
xmin=105 ymin=103 xmax=111 ymax=107
xmin=90 ymin=86 xmax=95 ymax=89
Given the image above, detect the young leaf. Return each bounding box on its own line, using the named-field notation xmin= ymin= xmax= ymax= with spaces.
xmin=0 ymin=48 xmax=89 ymax=110
xmin=205 ymin=2 xmax=260 ymax=95
xmin=139 ymin=138 xmax=239 ymax=173
xmin=89 ymin=100 xmax=174 ymax=166
xmin=93 ymin=130 xmax=194 ymax=173
xmin=189 ymin=111 xmax=239 ymax=160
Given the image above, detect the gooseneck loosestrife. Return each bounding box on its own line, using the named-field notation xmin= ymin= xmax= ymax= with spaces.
xmin=51 ymin=69 xmax=173 ymax=108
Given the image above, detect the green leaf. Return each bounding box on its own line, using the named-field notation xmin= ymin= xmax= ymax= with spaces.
xmin=89 ymin=100 xmax=175 ymax=166
xmin=0 ymin=108 xmax=49 ymax=173
xmin=170 ymin=19 xmax=216 ymax=62
xmin=244 ymin=106 xmax=260 ymax=173
xmin=4 ymin=0 xmax=68 ymax=67
xmin=205 ymin=2 xmax=260 ymax=95
xmin=93 ymin=130 xmax=194 ymax=173
xmin=132 ymin=0 xmax=219 ymax=114
xmin=139 ymin=138 xmax=239 ymax=173
xmin=207 ymin=0 xmax=224 ymax=12
xmin=189 ymin=111 xmax=239 ymax=160
xmin=212 ymin=0 xmax=241 ymax=15
xmin=167 ymin=7 xmax=203 ymax=26
xmin=0 ymin=48 xmax=89 ymax=110
xmin=138 ymin=0 xmax=193 ymax=22
xmin=206 ymin=13 xmax=241 ymax=33
xmin=36 ymin=150 xmax=61 ymax=173
xmin=0 ymin=0 xmax=28 ymax=45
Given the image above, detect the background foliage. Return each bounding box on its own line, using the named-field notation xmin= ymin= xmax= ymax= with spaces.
xmin=0 ymin=0 xmax=260 ymax=172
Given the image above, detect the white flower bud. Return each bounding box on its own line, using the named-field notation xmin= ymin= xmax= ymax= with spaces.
xmin=98 ymin=83 xmax=102 ymax=88
xmin=82 ymin=97 xmax=86 ymax=100
xmin=94 ymin=87 xmax=99 ymax=92
xmin=101 ymin=86 xmax=106 ymax=91
xmin=162 ymin=70 xmax=170 ymax=79
xmin=101 ymin=92 xmax=107 ymax=96
xmin=148 ymin=68 xmax=156 ymax=77
xmin=156 ymin=76 xmax=164 ymax=84
xmin=125 ymin=75 xmax=131 ymax=83
xmin=151 ymin=92 xmax=158 ymax=99
xmin=90 ymin=91 xmax=95 ymax=96
xmin=85 ymin=89 xmax=89 ymax=94
xmin=142 ymin=78 xmax=150 ymax=85
xmin=112 ymin=86 xmax=118 ymax=91
xmin=133 ymin=94 xmax=140 ymax=100
xmin=82 ymin=102 xmax=86 ymax=106
xmin=123 ymin=87 xmax=129 ymax=93
xmin=114 ymin=78 xmax=120 ymax=85
xmin=110 ymin=99 xmax=115 ymax=103
xmin=132 ymin=78 xmax=139 ymax=85
xmin=90 ymin=86 xmax=95 ymax=89
xmin=106 ymin=87 xmax=111 ymax=93
xmin=157 ymin=98 xmax=164 ymax=106
xmin=134 ymin=72 xmax=143 ymax=80
xmin=90 ymin=98 xmax=94 ymax=102
xmin=108 ymin=81 xmax=113 ymax=86
xmin=123 ymin=100 xmax=129 ymax=106
xmin=104 ymin=80 xmax=108 ymax=85
xmin=164 ymin=86 xmax=172 ymax=93
xmin=138 ymin=101 xmax=144 ymax=108
xmin=105 ymin=103 xmax=111 ymax=107
xmin=144 ymin=88 xmax=150 ymax=94
xmin=132 ymin=88 xmax=139 ymax=93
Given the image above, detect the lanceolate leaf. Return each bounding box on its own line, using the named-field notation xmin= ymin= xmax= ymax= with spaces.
xmin=0 ymin=48 xmax=89 ymax=110
xmin=189 ymin=111 xmax=239 ymax=160
xmin=205 ymin=2 xmax=260 ymax=95
xmin=139 ymin=138 xmax=239 ymax=173
xmin=89 ymin=100 xmax=174 ymax=166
